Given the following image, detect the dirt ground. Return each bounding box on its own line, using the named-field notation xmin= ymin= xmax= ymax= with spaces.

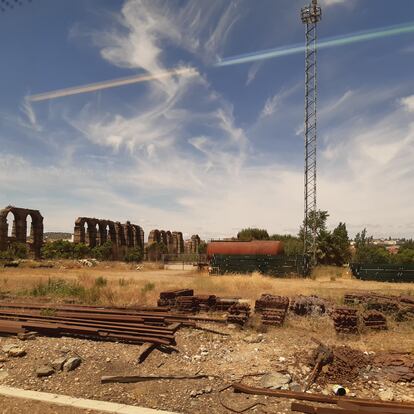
xmin=0 ymin=262 xmax=413 ymax=413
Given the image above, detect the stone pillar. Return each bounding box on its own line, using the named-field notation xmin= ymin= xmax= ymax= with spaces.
xmin=0 ymin=214 xmax=8 ymax=251
xmin=115 ymin=222 xmax=125 ymax=246
xmin=87 ymin=220 xmax=98 ymax=248
xmin=32 ymin=213 xmax=43 ymax=259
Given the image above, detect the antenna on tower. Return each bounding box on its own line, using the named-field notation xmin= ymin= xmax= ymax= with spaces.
xmin=301 ymin=0 xmax=321 ymax=264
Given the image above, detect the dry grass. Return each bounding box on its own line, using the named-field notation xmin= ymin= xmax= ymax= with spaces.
xmin=0 ymin=263 xmax=413 ymax=307
xmin=0 ymin=262 xmax=413 ymax=352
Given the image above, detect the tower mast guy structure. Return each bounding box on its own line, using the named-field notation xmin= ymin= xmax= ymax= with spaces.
xmin=301 ymin=0 xmax=321 ymax=263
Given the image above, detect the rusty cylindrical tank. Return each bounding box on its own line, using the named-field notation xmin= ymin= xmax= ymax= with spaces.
xmin=207 ymin=241 xmax=284 ymax=258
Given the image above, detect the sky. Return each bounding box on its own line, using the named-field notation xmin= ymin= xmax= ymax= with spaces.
xmin=1 ymin=0 xmax=414 ymax=241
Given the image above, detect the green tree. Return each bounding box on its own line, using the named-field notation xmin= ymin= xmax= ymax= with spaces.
xmin=91 ymin=241 xmax=113 ymax=261
xmin=353 ymin=229 xmax=390 ymax=264
xmin=41 ymin=240 xmax=74 ymax=259
xmin=298 ymin=211 xmax=351 ymax=266
xmin=237 ymin=228 xmax=269 ymax=241
xmin=124 ymin=246 xmax=144 ymax=263
xmin=198 ymin=241 xmax=207 ymax=254
xmin=269 ymin=234 xmax=302 ymax=256
xmin=145 ymin=242 xmax=167 ymax=261
xmin=8 ymin=242 xmax=28 ymax=259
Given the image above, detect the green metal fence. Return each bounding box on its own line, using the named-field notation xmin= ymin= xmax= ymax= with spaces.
xmin=350 ymin=263 xmax=414 ymax=283
xmin=210 ymin=254 xmax=310 ymax=277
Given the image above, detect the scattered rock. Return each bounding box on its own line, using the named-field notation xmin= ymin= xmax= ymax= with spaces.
xmin=0 ymin=371 xmax=9 ymax=381
xmin=2 ymin=344 xmax=17 ymax=353
xmin=289 ymin=382 xmax=302 ymax=392
xmin=378 ymin=389 xmax=394 ymax=401
xmin=36 ymin=365 xmax=55 ymax=378
xmin=243 ymin=334 xmax=263 ymax=344
xmin=7 ymin=347 xmax=26 ymax=357
xmin=17 ymin=332 xmax=37 ymax=341
xmin=260 ymin=372 xmax=292 ymax=389
xmin=63 ymin=356 xmax=82 ymax=372
xmin=51 ymin=357 xmax=67 ymax=371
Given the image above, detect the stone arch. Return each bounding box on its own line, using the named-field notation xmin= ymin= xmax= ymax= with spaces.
xmin=106 ymin=221 xmax=117 ymax=244
xmin=6 ymin=210 xmax=17 ymax=239
xmin=74 ymin=217 xmax=99 ymax=248
xmin=0 ymin=206 xmax=43 ymax=258
xmin=132 ymin=225 xmax=144 ymax=249
xmin=165 ymin=231 xmax=172 ymax=253
xmin=123 ymin=222 xmax=134 ymax=248
xmin=98 ymin=220 xmax=109 ymax=245
xmin=148 ymin=229 xmax=160 ymax=245
xmin=115 ymin=222 xmax=126 ymax=246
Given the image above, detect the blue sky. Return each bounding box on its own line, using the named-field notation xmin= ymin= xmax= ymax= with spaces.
xmin=1 ymin=0 xmax=414 ymax=240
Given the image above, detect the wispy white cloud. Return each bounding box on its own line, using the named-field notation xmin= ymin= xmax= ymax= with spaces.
xmin=319 ymin=0 xmax=352 ymax=7
xmin=260 ymin=83 xmax=302 ymax=119
xmin=400 ymin=94 xmax=414 ymax=112
xmin=246 ymin=62 xmax=263 ymax=86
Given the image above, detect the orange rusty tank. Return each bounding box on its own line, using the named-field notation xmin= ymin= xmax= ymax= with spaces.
xmin=207 ymin=240 xmax=284 ymax=257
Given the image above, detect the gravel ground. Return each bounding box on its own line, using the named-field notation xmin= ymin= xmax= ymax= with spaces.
xmin=0 ymin=317 xmax=413 ymax=414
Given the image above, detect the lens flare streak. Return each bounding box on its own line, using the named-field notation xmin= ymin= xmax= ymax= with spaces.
xmin=28 ymin=67 xmax=198 ymax=102
xmin=216 ymin=22 xmax=414 ymax=67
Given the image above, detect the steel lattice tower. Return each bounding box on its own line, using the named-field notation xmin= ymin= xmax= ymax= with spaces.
xmin=301 ymin=0 xmax=321 ymax=263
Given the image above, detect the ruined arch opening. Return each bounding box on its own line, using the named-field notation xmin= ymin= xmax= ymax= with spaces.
xmin=6 ymin=211 xmax=16 ymax=239
xmin=26 ymin=214 xmax=34 ymax=242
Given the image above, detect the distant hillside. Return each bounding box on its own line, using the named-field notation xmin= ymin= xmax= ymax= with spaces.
xmin=44 ymin=232 xmax=73 ymax=241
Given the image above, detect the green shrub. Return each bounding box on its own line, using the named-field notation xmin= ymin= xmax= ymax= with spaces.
xmin=141 ymin=282 xmax=155 ymax=295
xmin=94 ymin=276 xmax=107 ymax=287
xmin=27 ymin=278 xmax=85 ymax=298
xmin=91 ymin=241 xmax=113 ymax=261
xmin=41 ymin=240 xmax=74 ymax=259
xmin=73 ymin=243 xmax=91 ymax=259
xmin=124 ymin=247 xmax=144 ymax=263
xmin=0 ymin=242 xmax=28 ymax=260
xmin=118 ymin=278 xmax=129 ymax=287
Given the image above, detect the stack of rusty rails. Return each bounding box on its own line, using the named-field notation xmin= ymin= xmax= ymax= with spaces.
xmin=400 ymin=295 xmax=414 ymax=305
xmin=290 ymin=295 xmax=327 ymax=316
xmin=0 ymin=302 xmax=229 ymax=326
xmin=175 ymin=296 xmax=199 ymax=313
xmin=195 ymin=295 xmax=217 ymax=312
xmin=231 ymin=383 xmax=414 ymax=413
xmin=0 ymin=302 xmax=229 ymax=344
xmin=366 ymin=296 xmax=401 ymax=314
xmin=215 ymin=297 xmax=240 ymax=311
xmin=0 ymin=315 xmax=177 ymax=345
xmin=332 ymin=307 xmax=359 ymax=334
xmin=255 ymin=294 xmax=289 ymax=327
xmin=343 ymin=291 xmax=372 ymax=305
xmin=291 ymin=401 xmax=414 ymax=413
xmin=157 ymin=289 xmax=194 ymax=307
xmin=227 ymin=303 xmax=250 ymax=325
xmin=362 ymin=310 xmax=387 ymax=330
